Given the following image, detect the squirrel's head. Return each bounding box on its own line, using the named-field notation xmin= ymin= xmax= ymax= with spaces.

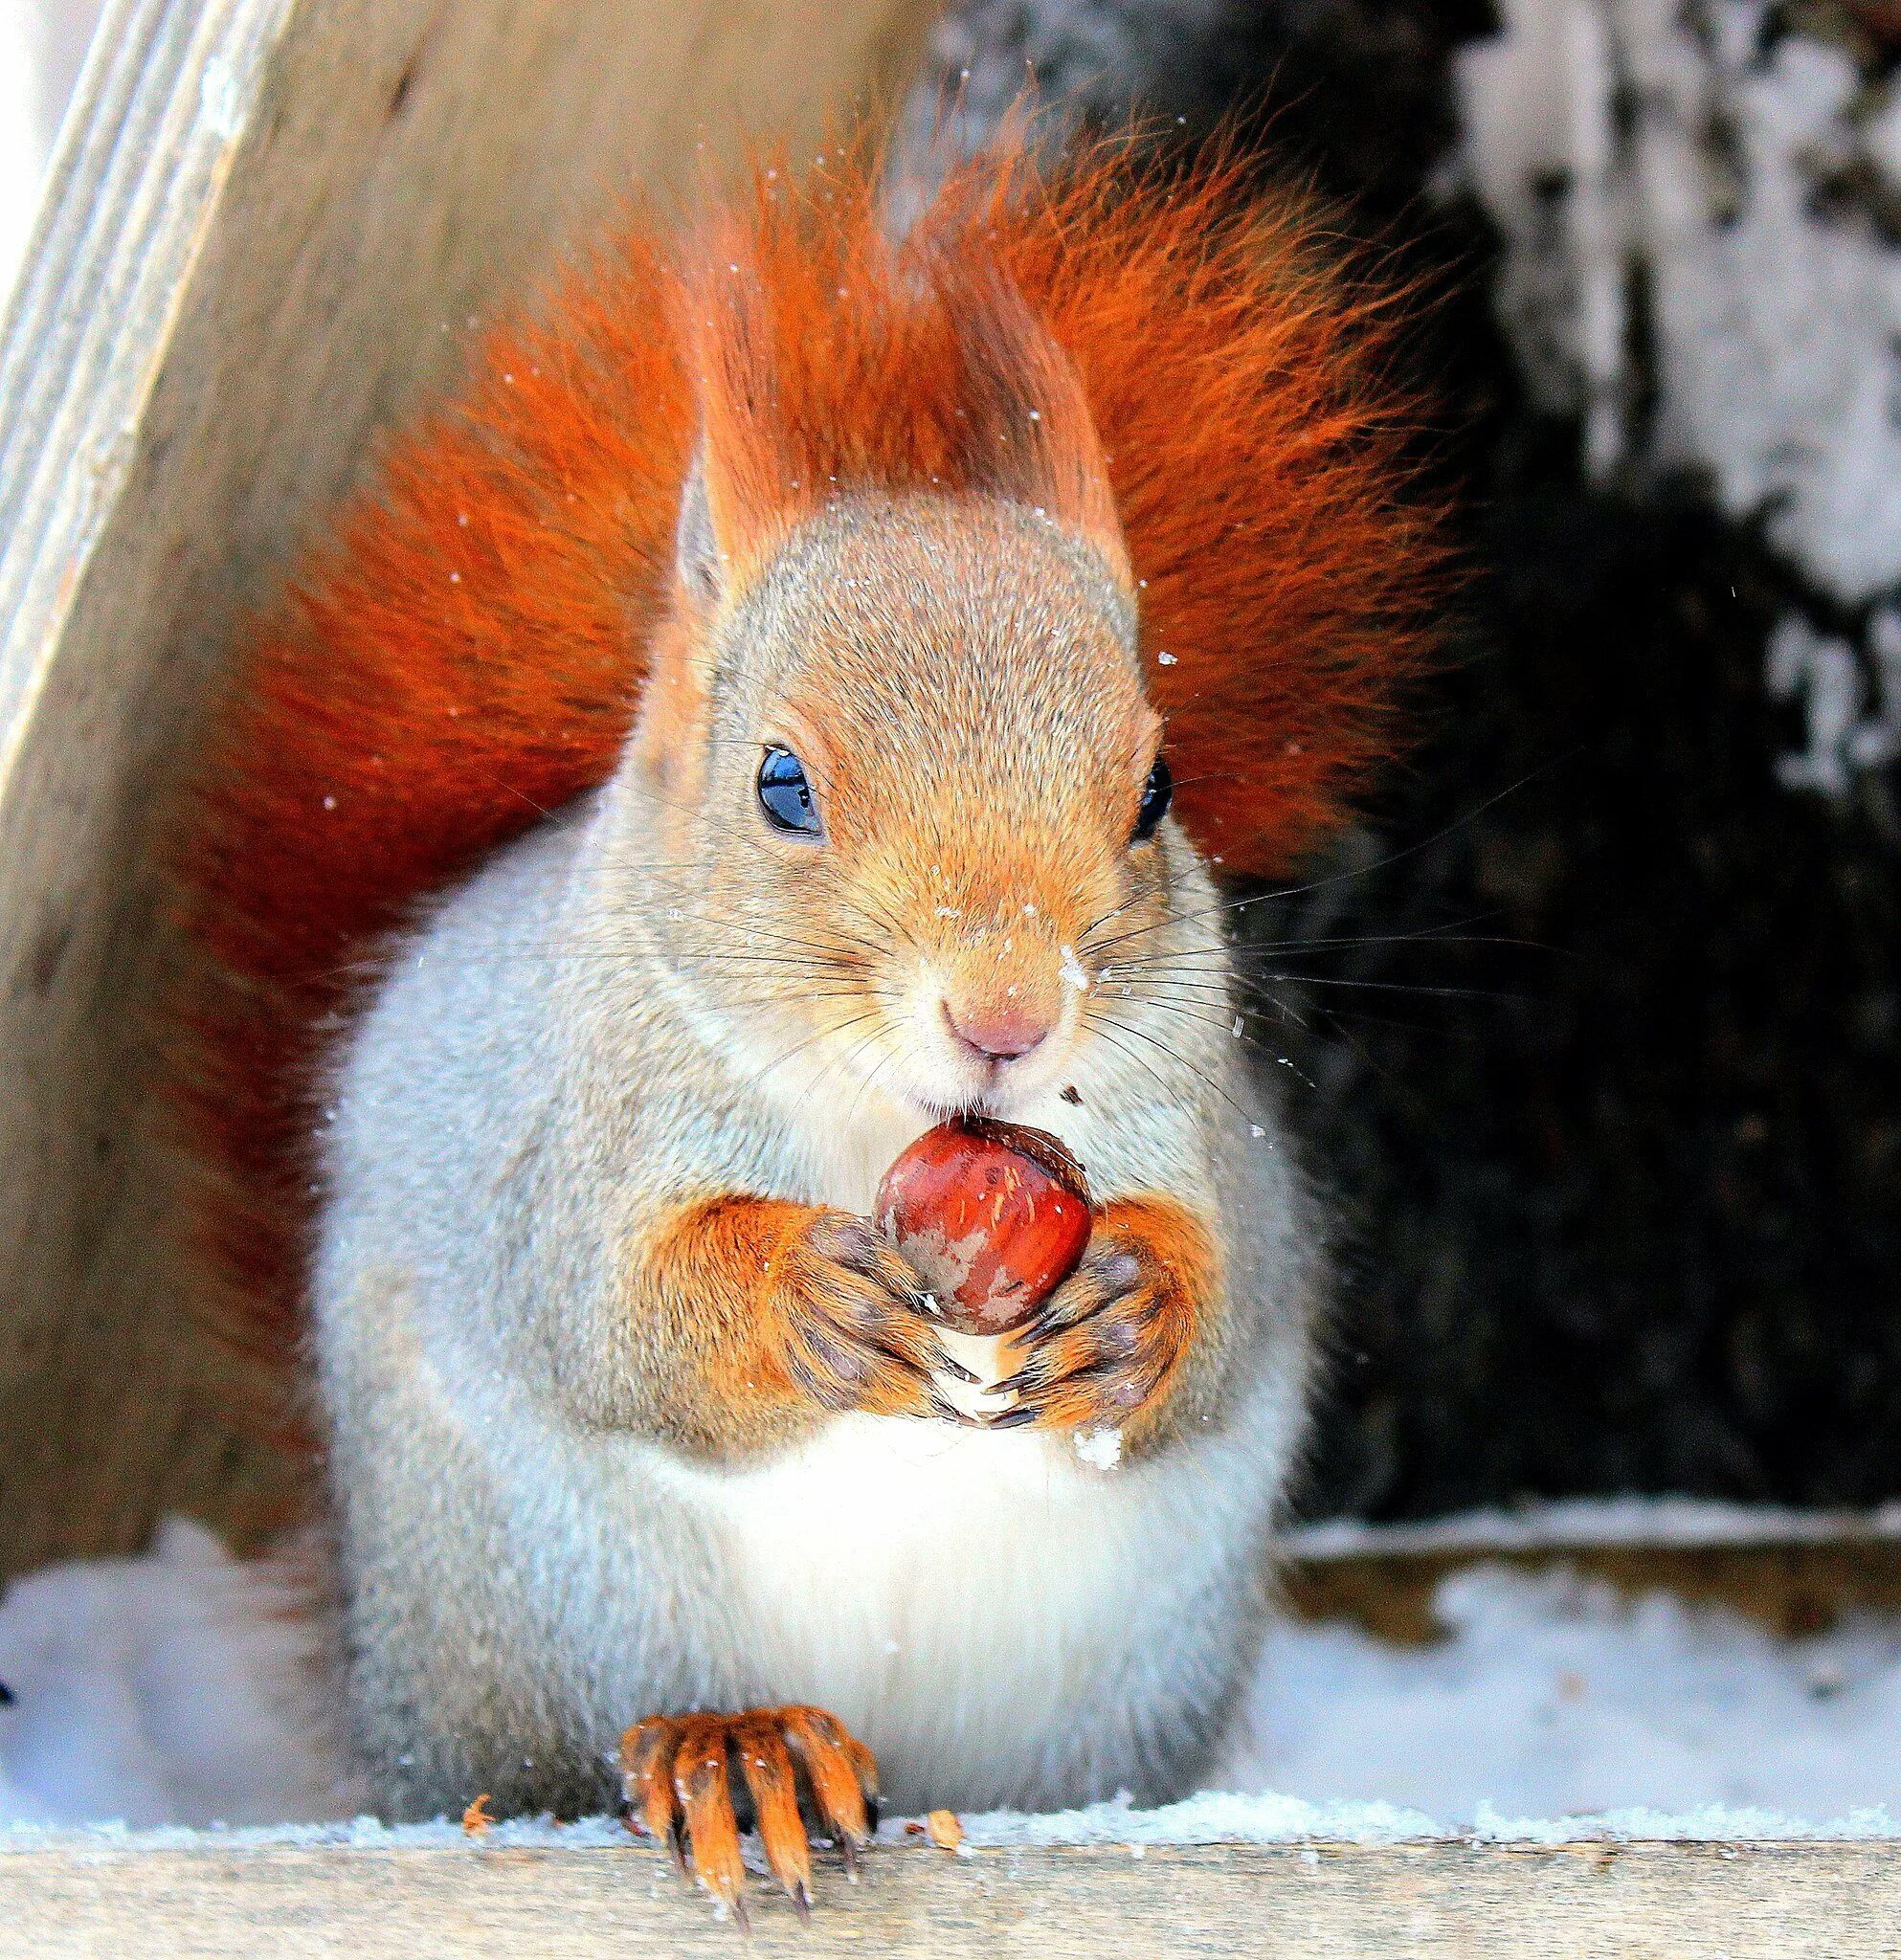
xmin=623 ymin=269 xmax=1181 ymax=1119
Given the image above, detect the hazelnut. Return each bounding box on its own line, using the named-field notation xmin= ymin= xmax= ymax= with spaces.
xmin=876 ymin=1117 xmax=1092 ymax=1336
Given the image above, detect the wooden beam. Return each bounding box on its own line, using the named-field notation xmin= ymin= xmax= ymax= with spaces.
xmin=0 ymin=0 xmax=937 ymax=1583
xmin=1283 ymin=1535 xmax=1901 ymax=1644
xmin=0 ymin=1838 xmax=1891 ymax=1957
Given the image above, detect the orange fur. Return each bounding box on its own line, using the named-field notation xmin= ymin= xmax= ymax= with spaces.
xmin=1002 ymin=1194 xmax=1219 ymax=1447
xmin=631 ymin=1197 xmax=952 ymax=1457
xmin=168 ymin=133 xmax=1437 ymax=1412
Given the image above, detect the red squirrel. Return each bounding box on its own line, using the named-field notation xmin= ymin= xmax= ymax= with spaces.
xmin=169 ymin=135 xmax=1433 ymax=1916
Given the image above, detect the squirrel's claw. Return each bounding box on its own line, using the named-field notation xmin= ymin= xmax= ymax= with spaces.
xmin=618 ymin=1704 xmax=880 ymax=1921
xmin=620 ymin=1715 xmax=688 ymax=1873
xmin=783 ymin=1705 xmax=876 ymax=1862
xmin=778 ymin=1211 xmax=960 ymax=1424
xmin=929 ymin=1348 xmax=985 ymax=1387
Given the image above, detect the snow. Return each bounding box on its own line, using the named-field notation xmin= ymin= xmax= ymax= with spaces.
xmin=1215 ymin=1561 xmax=1901 ymax=1832
xmin=1454 ymin=0 xmax=1901 ymax=795
xmin=0 ymin=1519 xmax=359 ymax=1831
xmin=1073 ymin=1425 xmax=1124 ymax=1469
xmin=9 ymin=1502 xmax=1901 ymax=1847
xmin=1284 ymin=1494 xmax=1901 ymax=1559
xmin=1456 ymin=0 xmax=1901 ymax=598
xmin=1766 ymin=612 xmax=1901 ymax=792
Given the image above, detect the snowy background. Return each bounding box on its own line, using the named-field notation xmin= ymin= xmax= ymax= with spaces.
xmin=10 ymin=1503 xmax=1901 ymax=1837
xmin=5 ymin=0 xmax=1901 ymax=1847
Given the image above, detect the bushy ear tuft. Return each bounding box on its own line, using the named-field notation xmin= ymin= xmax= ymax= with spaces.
xmin=950 ymin=269 xmax=1132 ymax=598
xmin=676 ymin=232 xmax=826 ymax=605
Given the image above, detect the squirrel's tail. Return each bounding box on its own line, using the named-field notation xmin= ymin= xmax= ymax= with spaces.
xmin=167 ymin=125 xmax=1442 ymax=1442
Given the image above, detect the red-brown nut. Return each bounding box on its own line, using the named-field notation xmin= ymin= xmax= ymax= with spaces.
xmin=875 ymin=1117 xmax=1093 ymax=1336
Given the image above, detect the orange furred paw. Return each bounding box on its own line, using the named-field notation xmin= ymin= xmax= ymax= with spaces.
xmin=643 ymin=1197 xmax=971 ymax=1442
xmin=620 ymin=1704 xmax=879 ymax=1923
xmin=989 ymin=1197 xmax=1217 ymax=1442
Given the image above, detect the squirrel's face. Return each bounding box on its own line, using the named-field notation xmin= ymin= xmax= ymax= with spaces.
xmin=631 ymin=496 xmax=1186 ymax=1121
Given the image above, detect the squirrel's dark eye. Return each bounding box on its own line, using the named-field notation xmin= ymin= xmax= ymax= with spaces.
xmin=757 ymin=746 xmax=821 ymax=835
xmin=1131 ymin=753 xmax=1172 ymax=843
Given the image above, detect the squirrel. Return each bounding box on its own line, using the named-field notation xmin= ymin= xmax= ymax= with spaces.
xmin=168 ymin=133 xmax=1434 ymax=1916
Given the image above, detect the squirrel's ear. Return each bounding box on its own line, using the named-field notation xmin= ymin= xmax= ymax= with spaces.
xmin=639 ymin=444 xmax=737 ymax=787
xmin=955 ymin=275 xmax=1133 ymax=599
xmin=674 ymin=432 xmax=778 ymax=612
xmin=673 ymin=405 xmax=805 ymax=611
xmin=673 ymin=446 xmax=727 ymax=610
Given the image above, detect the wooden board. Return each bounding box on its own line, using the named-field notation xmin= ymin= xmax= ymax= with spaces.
xmin=1284 ymin=1535 xmax=1901 ymax=1643
xmin=0 ymin=0 xmax=937 ymax=1585
xmin=0 ymin=1838 xmax=1893 ymax=1957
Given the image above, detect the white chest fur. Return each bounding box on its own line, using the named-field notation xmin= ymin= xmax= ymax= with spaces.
xmin=672 ymin=1052 xmax=1174 ymax=1800
xmin=643 ymin=1414 xmax=1165 ymax=1806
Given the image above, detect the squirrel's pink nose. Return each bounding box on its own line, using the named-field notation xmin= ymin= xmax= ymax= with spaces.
xmin=943 ymin=998 xmax=1052 ymax=1062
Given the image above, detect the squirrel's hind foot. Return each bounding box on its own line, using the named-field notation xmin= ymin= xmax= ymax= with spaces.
xmin=620 ymin=1704 xmax=879 ymax=1923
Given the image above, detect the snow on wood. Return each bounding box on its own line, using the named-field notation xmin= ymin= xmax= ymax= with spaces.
xmin=1283 ymin=1495 xmax=1901 ymax=1559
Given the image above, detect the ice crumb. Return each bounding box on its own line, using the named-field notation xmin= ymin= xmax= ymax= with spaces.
xmin=1074 ymin=1427 xmax=1123 ymax=1471
xmin=199 ymin=56 xmax=244 ymax=143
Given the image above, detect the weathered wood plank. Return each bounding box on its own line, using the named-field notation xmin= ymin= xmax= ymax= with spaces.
xmin=0 ymin=0 xmax=936 ymax=1584
xmin=0 ymin=1839 xmax=1891 ymax=1958
xmin=1284 ymin=1536 xmax=1901 ymax=1643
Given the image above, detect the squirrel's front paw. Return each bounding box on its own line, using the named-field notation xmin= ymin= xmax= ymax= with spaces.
xmin=775 ymin=1212 xmax=973 ymax=1424
xmin=620 ymin=1704 xmax=878 ymax=1924
xmin=989 ymin=1198 xmax=1212 ymax=1439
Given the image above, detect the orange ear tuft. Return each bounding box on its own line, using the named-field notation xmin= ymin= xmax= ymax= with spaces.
xmin=948 ymin=265 xmax=1132 ymax=593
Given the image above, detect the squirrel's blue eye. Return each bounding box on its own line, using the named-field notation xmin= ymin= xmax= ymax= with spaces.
xmin=1132 ymin=753 xmax=1172 ymax=842
xmin=757 ymin=746 xmax=821 ymax=835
